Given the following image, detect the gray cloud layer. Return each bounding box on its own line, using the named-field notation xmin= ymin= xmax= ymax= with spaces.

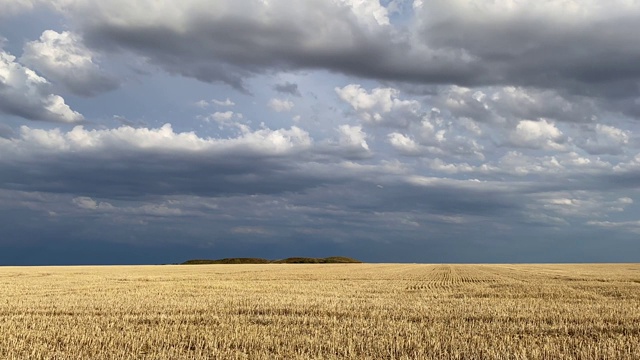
xmin=41 ymin=1 xmax=637 ymax=105
xmin=2 ymin=0 xmax=640 ymax=263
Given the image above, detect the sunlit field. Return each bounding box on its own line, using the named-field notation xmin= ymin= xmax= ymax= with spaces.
xmin=1 ymin=264 xmax=639 ymax=359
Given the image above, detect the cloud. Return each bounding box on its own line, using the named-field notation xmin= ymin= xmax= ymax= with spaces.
xmin=194 ymin=100 xmax=209 ymax=108
xmin=578 ymin=124 xmax=630 ymax=155
xmin=0 ymin=49 xmax=84 ymax=123
xmin=437 ymin=86 xmax=598 ymax=124
xmin=212 ymin=98 xmax=235 ymax=106
xmin=0 ymin=123 xmax=351 ymax=198
xmin=52 ymin=0 xmax=396 ymax=91
xmin=335 ymin=124 xmax=371 ymax=158
xmin=15 ymin=123 xmax=311 ymax=154
xmin=388 ymin=132 xmax=420 ymax=155
xmin=335 ymin=84 xmax=421 ymax=127
xmin=72 ymin=196 xmax=113 ymax=210
xmin=230 ymin=226 xmax=271 ymax=235
xmin=268 ymin=98 xmax=294 ymax=112
xmin=509 ymin=119 xmax=567 ymax=151
xmin=587 ymin=219 xmax=640 ymax=234
xmin=210 ymin=111 xmax=234 ymax=121
xmin=0 ymin=0 xmax=41 ymax=16
xmin=0 ymin=123 xmax=14 ymax=139
xmin=35 ymin=0 xmax=636 ymax=105
xmin=385 ymin=106 xmax=485 ymax=159
xmin=72 ymin=196 xmax=182 ymax=216
xmin=414 ymin=1 xmax=640 ymax=97
xmin=533 ymin=192 xmax=633 ymax=219
xmin=21 ymin=30 xmax=119 ymax=96
xmin=4 ymin=0 xmax=640 ymax=263
xmin=274 ymin=82 xmax=301 ymax=96
xmin=195 ymin=98 xmax=236 ymax=108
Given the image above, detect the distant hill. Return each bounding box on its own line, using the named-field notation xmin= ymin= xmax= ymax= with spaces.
xmin=182 ymin=256 xmax=362 ymax=264
xmin=272 ymin=256 xmax=362 ymax=264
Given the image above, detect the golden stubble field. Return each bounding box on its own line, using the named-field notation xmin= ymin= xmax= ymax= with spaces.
xmin=1 ymin=264 xmax=639 ymax=359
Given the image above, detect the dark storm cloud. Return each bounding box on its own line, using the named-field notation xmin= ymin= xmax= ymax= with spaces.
xmin=415 ymin=1 xmax=640 ymax=96
xmin=72 ymin=2 xmax=409 ymax=92
xmin=51 ymin=0 xmax=640 ymax=105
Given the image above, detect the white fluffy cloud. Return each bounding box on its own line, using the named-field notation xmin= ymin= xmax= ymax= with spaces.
xmin=195 ymin=98 xmax=236 ymax=108
xmin=338 ymin=0 xmax=390 ymax=26
xmin=337 ymin=124 xmax=370 ymax=152
xmin=212 ymin=98 xmax=235 ymax=106
xmin=388 ymin=133 xmax=421 ymax=155
xmin=1 ymin=123 xmax=312 ymax=155
xmin=336 ymin=84 xmax=420 ymax=127
xmin=268 ymin=98 xmax=294 ymax=112
xmin=510 ymin=119 xmax=566 ymax=151
xmin=0 ymin=49 xmax=83 ymax=123
xmin=210 ymin=111 xmax=234 ymax=122
xmin=21 ymin=30 xmax=118 ymax=96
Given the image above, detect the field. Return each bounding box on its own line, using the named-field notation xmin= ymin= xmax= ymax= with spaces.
xmin=1 ymin=264 xmax=639 ymax=359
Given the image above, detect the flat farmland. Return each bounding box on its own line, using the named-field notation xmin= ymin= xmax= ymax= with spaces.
xmin=1 ymin=264 xmax=639 ymax=359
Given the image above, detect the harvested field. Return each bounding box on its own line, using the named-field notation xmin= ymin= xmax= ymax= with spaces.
xmin=1 ymin=264 xmax=639 ymax=359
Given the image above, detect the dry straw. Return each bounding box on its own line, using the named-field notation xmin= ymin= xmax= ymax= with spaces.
xmin=1 ymin=264 xmax=639 ymax=359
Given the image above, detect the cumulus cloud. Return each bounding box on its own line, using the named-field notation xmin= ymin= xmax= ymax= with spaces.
xmin=212 ymin=98 xmax=235 ymax=106
xmin=438 ymin=86 xmax=598 ymax=124
xmin=210 ymin=111 xmax=234 ymax=122
xmin=21 ymin=30 xmax=119 ymax=96
xmin=388 ymin=132 xmax=421 ymax=155
xmin=195 ymin=98 xmax=236 ymax=108
xmin=336 ymin=84 xmax=421 ymax=127
xmin=386 ymin=108 xmax=485 ymax=159
xmin=268 ymin=98 xmax=294 ymax=112
xmin=335 ymin=124 xmax=371 ymax=158
xmin=578 ymin=124 xmax=630 ymax=155
xmin=0 ymin=49 xmax=84 ymax=123
xmin=510 ymin=119 xmax=567 ymax=151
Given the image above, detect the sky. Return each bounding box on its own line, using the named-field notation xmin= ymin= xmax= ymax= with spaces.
xmin=1 ymin=0 xmax=640 ymax=265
